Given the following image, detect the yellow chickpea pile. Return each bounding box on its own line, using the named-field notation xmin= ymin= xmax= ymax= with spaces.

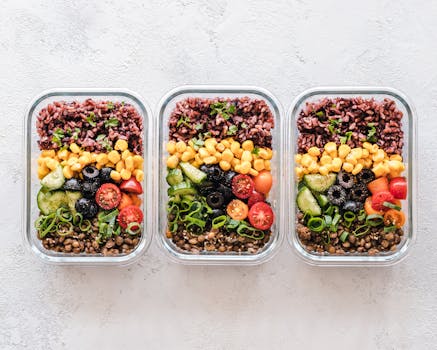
xmin=37 ymin=139 xmax=144 ymax=183
xmin=166 ymin=138 xmax=272 ymax=176
xmin=295 ymin=141 xmax=405 ymax=180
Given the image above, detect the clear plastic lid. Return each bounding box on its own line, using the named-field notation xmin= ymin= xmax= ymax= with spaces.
xmin=156 ymin=85 xmax=284 ymax=265
xmin=23 ymin=88 xmax=154 ymax=266
xmin=286 ymin=86 xmax=417 ymax=266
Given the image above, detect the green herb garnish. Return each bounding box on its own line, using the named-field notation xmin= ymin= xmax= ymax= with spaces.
xmin=104 ymin=117 xmax=119 ymax=128
xmin=96 ymin=134 xmax=112 ymax=151
xmin=202 ymin=131 xmax=212 ymax=139
xmin=210 ymin=102 xmax=236 ymax=120
xmin=252 ymin=147 xmax=260 ymax=156
xmin=328 ymin=118 xmax=342 ymax=135
xmin=52 ymin=128 xmax=65 ymax=146
xmin=86 ymin=112 xmax=96 ymax=127
xmin=366 ymin=122 xmax=377 ymax=143
xmin=315 ymin=111 xmax=324 ymax=118
xmin=72 ymin=127 xmax=80 ymax=141
xmin=339 ymin=131 xmax=353 ymax=144
xmin=107 ymin=101 xmax=114 ymax=110
xmin=195 ymin=123 xmax=203 ymax=130
xmin=227 ymin=125 xmax=238 ymax=136
xmin=241 ymin=122 xmax=248 ymax=129
xmin=177 ymin=115 xmax=191 ymax=128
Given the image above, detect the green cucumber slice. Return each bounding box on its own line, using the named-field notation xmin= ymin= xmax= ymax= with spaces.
xmin=168 ymin=182 xmax=198 ymax=196
xmin=303 ymin=173 xmax=337 ymax=193
xmin=41 ymin=165 xmax=65 ymax=190
xmin=179 ymin=162 xmax=207 ymax=184
xmin=297 ymin=186 xmax=321 ymax=216
xmin=37 ymin=189 xmax=68 ymax=215
xmin=65 ymin=191 xmax=82 ymax=213
xmin=166 ymin=168 xmax=184 ymax=186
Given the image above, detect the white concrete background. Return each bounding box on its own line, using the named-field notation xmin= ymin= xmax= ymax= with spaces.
xmin=0 ymin=0 xmax=435 ymax=349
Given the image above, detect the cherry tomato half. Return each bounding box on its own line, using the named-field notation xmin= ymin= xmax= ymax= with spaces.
xmin=231 ymin=174 xmax=254 ymax=199
xmin=247 ymin=191 xmax=265 ymax=208
xmin=226 ymin=199 xmax=249 ymax=221
xmin=389 ymin=177 xmax=407 ymax=200
xmin=384 ymin=209 xmax=406 ymax=228
xmin=371 ymin=191 xmax=395 ymax=211
xmin=120 ymin=177 xmax=143 ymax=194
xmin=95 ymin=183 xmax=121 ymax=210
xmin=248 ymin=202 xmax=274 ymax=230
xmin=118 ymin=205 xmax=144 ymax=229
xmin=253 ymin=170 xmax=273 ymax=195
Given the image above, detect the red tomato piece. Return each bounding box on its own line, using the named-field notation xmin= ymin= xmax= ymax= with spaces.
xmin=95 ymin=183 xmax=122 ymax=210
xmin=253 ymin=170 xmax=273 ymax=195
xmin=231 ymin=174 xmax=254 ymax=199
xmin=389 ymin=177 xmax=407 ymax=199
xmin=371 ymin=191 xmax=395 ymax=211
xmin=247 ymin=191 xmax=265 ymax=208
xmin=118 ymin=205 xmax=144 ymax=230
xmin=120 ymin=177 xmax=143 ymax=194
xmin=248 ymin=202 xmax=274 ymax=230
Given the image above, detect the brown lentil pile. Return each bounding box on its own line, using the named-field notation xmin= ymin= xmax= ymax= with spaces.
xmin=40 ymin=218 xmax=141 ymax=256
xmin=296 ymin=212 xmax=403 ymax=255
xmin=167 ymin=227 xmax=271 ymax=254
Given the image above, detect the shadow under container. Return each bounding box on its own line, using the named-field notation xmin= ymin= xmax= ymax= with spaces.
xmin=157 ymin=85 xmax=284 ymax=265
xmin=23 ymin=89 xmax=154 ymax=266
xmin=286 ymin=86 xmax=417 ymax=266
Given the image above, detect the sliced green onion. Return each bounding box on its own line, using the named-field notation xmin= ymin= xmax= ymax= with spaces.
xmin=383 ymin=201 xmax=401 ymax=211
xmin=79 ymin=219 xmax=92 ymax=232
xmin=332 ymin=213 xmax=341 ymax=227
xmin=169 ymin=222 xmax=178 ymax=233
xmin=308 ymin=217 xmax=325 ymax=232
xmin=384 ymin=225 xmax=397 ymax=233
xmin=212 ymin=215 xmax=227 ymax=229
xmin=343 ymin=211 xmax=356 ymax=222
xmin=357 ymin=209 xmax=366 ymax=221
xmin=98 ymin=209 xmax=119 ymax=223
xmin=353 ymin=225 xmax=370 ymax=237
xmin=126 ymin=222 xmax=142 ymax=235
xmin=324 ymin=215 xmax=332 ymax=226
xmin=325 ymin=206 xmax=334 ymax=216
xmin=72 ymin=212 xmax=83 ymax=226
xmin=226 ymin=219 xmax=240 ymax=230
xmin=56 ymin=207 xmax=73 ymax=222
xmin=366 ymin=214 xmax=384 ymax=227
xmin=34 ymin=215 xmax=46 ymax=230
xmin=39 ymin=215 xmax=57 ymax=238
xmin=57 ymin=222 xmax=74 ymax=236
xmin=339 ymin=231 xmax=349 ymax=242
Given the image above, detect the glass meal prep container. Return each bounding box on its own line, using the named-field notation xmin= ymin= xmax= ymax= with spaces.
xmin=157 ymin=85 xmax=284 ymax=265
xmin=23 ymin=89 xmax=154 ymax=266
xmin=286 ymin=86 xmax=416 ymax=266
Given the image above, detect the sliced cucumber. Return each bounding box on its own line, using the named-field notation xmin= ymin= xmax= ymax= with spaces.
xmin=304 ymin=173 xmax=337 ymax=193
xmin=179 ymin=162 xmax=207 ymax=184
xmin=297 ymin=186 xmax=321 ymax=216
xmin=41 ymin=165 xmax=65 ymax=190
xmin=166 ymin=168 xmax=184 ymax=186
xmin=168 ymin=182 xmax=197 ymax=196
xmin=315 ymin=193 xmax=329 ymax=208
xmin=37 ymin=189 xmax=68 ymax=215
xmin=65 ymin=191 xmax=82 ymax=213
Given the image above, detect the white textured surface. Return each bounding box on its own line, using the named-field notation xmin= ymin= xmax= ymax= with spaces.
xmin=0 ymin=0 xmax=435 ymax=349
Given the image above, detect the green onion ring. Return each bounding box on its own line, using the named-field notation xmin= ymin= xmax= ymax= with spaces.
xmin=357 ymin=209 xmax=366 ymax=221
xmin=39 ymin=215 xmax=57 ymax=238
xmin=366 ymin=214 xmax=384 ymax=227
xmin=307 ymin=217 xmax=326 ymax=232
xmin=212 ymin=215 xmax=227 ymax=229
xmin=343 ymin=211 xmax=356 ymax=222
xmin=384 ymin=225 xmax=397 ymax=233
xmin=332 ymin=213 xmax=341 ymax=227
xmin=324 ymin=215 xmax=332 ymax=226
xmin=353 ymin=225 xmax=370 ymax=237
xmin=57 ymin=222 xmax=74 ymax=236
xmin=339 ymin=231 xmax=349 ymax=242
xmin=72 ymin=212 xmax=83 ymax=225
xmin=79 ymin=219 xmax=92 ymax=232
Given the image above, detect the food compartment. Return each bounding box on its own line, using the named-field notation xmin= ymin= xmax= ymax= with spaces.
xmin=288 ymin=87 xmax=416 ymax=266
xmin=158 ymin=86 xmax=282 ymax=264
xmin=24 ymin=89 xmax=153 ymax=265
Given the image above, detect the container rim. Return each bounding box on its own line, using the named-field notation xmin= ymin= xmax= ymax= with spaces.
xmin=156 ymin=84 xmax=284 ymax=265
xmin=286 ymin=85 xmax=417 ymax=267
xmin=23 ymin=87 xmax=154 ymax=266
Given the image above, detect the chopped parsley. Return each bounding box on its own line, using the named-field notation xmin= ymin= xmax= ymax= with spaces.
xmin=96 ymin=134 xmax=112 ymax=151
xmin=107 ymin=101 xmax=114 ymax=110
xmin=252 ymin=147 xmax=260 ymax=156
xmin=366 ymin=122 xmax=377 ymax=143
xmin=104 ymin=117 xmax=119 ymax=128
xmin=339 ymin=131 xmax=353 ymax=144
xmin=227 ymin=125 xmax=238 ymax=136
xmin=210 ymin=102 xmax=236 ymax=120
xmin=86 ymin=112 xmax=96 ymax=127
xmin=177 ymin=115 xmax=191 ymax=128
xmin=327 ymin=118 xmax=342 ymax=134
xmin=52 ymin=128 xmax=65 ymax=146
xmin=195 ymin=123 xmax=204 ymax=130
xmin=190 ymin=137 xmax=205 ymax=150
xmin=72 ymin=128 xmax=81 ymax=141
xmin=202 ymin=131 xmax=212 ymax=139
xmin=315 ymin=111 xmax=324 ymax=118
xmin=241 ymin=122 xmax=248 ymax=129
